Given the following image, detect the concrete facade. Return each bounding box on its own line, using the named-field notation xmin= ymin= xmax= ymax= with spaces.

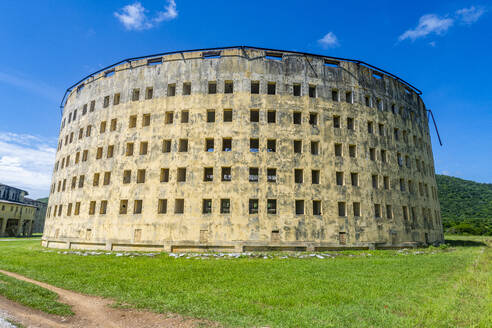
xmin=42 ymin=47 xmax=443 ymax=251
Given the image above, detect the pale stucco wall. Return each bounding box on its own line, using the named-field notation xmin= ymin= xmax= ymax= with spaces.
xmin=42 ymin=48 xmax=443 ymax=251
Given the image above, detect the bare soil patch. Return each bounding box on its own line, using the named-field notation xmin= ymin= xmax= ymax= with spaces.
xmin=0 ymin=269 xmax=218 ymax=328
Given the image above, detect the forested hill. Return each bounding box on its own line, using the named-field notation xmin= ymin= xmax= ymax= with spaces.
xmin=436 ymin=174 xmax=492 ymax=235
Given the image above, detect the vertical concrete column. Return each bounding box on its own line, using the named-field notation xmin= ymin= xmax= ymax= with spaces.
xmin=0 ymin=219 xmax=6 ymax=236
xmin=17 ymin=219 xmax=24 ymax=236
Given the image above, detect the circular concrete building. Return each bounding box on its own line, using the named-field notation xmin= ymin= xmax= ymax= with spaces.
xmin=42 ymin=46 xmax=443 ymax=252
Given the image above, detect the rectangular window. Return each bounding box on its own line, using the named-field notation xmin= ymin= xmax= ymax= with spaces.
xmin=103 ymin=96 xmax=110 ymax=108
xmin=294 ymin=169 xmax=303 ymax=183
xmin=103 ymin=172 xmax=111 ymax=185
xmin=267 ymin=199 xmax=277 ymax=214
xmin=312 ymin=169 xmax=320 ymax=184
xmin=160 ymin=168 xmax=169 ymax=182
xmin=107 ymin=145 xmax=114 ymax=158
xmin=402 ymin=206 xmax=409 ymax=221
xmin=333 ymin=116 xmax=340 ymax=128
xmin=132 ymin=88 xmax=140 ymax=101
xmin=334 ymin=171 xmax=343 ymax=186
xmin=251 ymin=81 xmax=259 ymax=94
xmin=100 ymin=121 xmax=106 ymax=133
xmin=165 ymin=111 xmax=174 ymax=124
xmin=381 ymin=149 xmax=387 ymax=163
xmin=250 ymin=138 xmax=259 ymax=152
xmin=367 ymin=121 xmax=373 ymax=134
xmin=71 ymin=176 xmax=77 ymax=189
xmin=134 ymin=200 xmax=142 ymax=214
xmin=90 ymin=100 xmax=96 ymax=112
xmin=82 ymin=104 xmax=88 ymax=115
xmin=249 ymin=167 xmax=259 ymax=182
xmin=96 ymin=147 xmax=103 ymax=159
xmin=181 ymin=110 xmax=189 ymax=123
xmin=345 ymin=91 xmax=352 ymax=103
xmin=110 ymin=119 xmax=117 ymax=131
xmin=129 ymin=115 xmax=137 ymax=128
xmin=309 ymin=113 xmax=318 ymax=125
xmin=294 ymin=140 xmax=302 ymax=153
xmin=207 ymin=109 xmax=215 ymax=123
xmin=221 ymin=167 xmax=231 ymax=182
xmin=332 ymin=89 xmax=339 ymax=101
xmin=309 ymin=85 xmax=316 ymax=98
xmin=295 ymin=200 xmax=304 ymax=215
xmin=140 ymin=141 xmax=148 ymax=155
xmin=120 ymin=199 xmax=129 ymax=214
xmin=394 ymin=128 xmax=399 ymax=141
xmin=142 ymin=114 xmax=150 ymax=127
xmin=204 ymin=167 xmax=213 ymax=181
xmin=267 ymin=110 xmax=276 ymax=123
xmin=89 ymin=201 xmax=96 ymax=215
xmin=78 ymin=175 xmax=85 ymax=188
xmin=313 ymin=200 xmax=321 ymax=215
xmin=205 ymin=138 xmax=214 ymax=152
xmin=222 ymin=138 xmax=232 ymax=151
xmin=293 ymin=112 xmax=302 ymax=124
xmin=182 ymin=82 xmax=191 ymax=95
xmin=250 ymin=109 xmax=259 ymax=122
xmin=137 ymin=169 xmax=145 ymax=183
xmin=293 ymin=83 xmax=301 ymax=96
xmin=179 ymin=139 xmax=188 ymax=152
xmin=175 ymin=199 xmax=184 ymax=214
xmin=177 ymin=168 xmax=186 ymax=182
xmin=202 ymin=199 xmax=212 ymax=214
xmin=100 ymin=200 xmax=108 ymax=215
xmin=365 ymin=96 xmax=371 ymax=107
xmin=146 ymin=87 xmax=153 ymax=100
xmin=223 ymin=109 xmax=232 ymax=122
xmin=86 ymin=125 xmax=92 ymax=137
xmin=74 ymin=202 xmax=80 ymax=215
xmin=334 ymin=143 xmax=342 ymax=156
xmin=208 ymin=81 xmax=217 ymax=94
xmin=167 ymin=83 xmax=176 ymax=96
xmin=224 ymin=81 xmax=233 ymax=94
xmin=162 ymin=139 xmax=172 ymax=153
xmin=375 ymin=204 xmax=381 ymax=218
xmin=126 ymin=143 xmax=134 ymax=156
xmin=379 ymin=123 xmax=385 ymax=136
xmin=267 ymin=139 xmax=276 ymax=152
xmin=113 ymin=93 xmax=120 ymax=105
xmin=349 ymin=144 xmax=356 ymax=158
xmin=383 ymin=176 xmax=389 ymax=190
xmin=386 ymin=205 xmax=393 ymax=219
xmin=347 ymin=117 xmax=354 ymax=130
xmin=311 ymin=141 xmax=319 ymax=155
xmin=267 ymin=82 xmax=276 ymax=95
xmin=249 ymin=199 xmax=259 ymax=214
xmin=123 ymin=170 xmax=131 ymax=184
xmin=267 ymin=168 xmax=276 ymax=183
xmin=158 ymin=199 xmax=167 ymax=214
xmin=338 ymin=202 xmax=346 ymax=216
xmin=369 ymin=148 xmax=376 ymax=161
xmin=372 ymin=175 xmax=378 ymax=189
xmin=93 ymin=173 xmax=100 ymax=187
xmin=350 ymin=172 xmax=358 ymax=186
xmin=353 ymin=202 xmax=360 ymax=217
xmin=220 ymin=199 xmax=230 ymax=214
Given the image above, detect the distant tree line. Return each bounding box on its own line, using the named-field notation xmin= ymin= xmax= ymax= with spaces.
xmin=436 ymin=174 xmax=492 ymax=235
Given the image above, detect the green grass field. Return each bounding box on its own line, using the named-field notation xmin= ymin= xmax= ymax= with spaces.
xmin=0 ymin=236 xmax=490 ymax=327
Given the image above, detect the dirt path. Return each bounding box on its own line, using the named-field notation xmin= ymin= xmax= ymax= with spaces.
xmin=0 ymin=269 xmax=218 ymax=328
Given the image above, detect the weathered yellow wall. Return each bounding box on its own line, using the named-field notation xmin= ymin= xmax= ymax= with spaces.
xmin=42 ymin=48 xmax=443 ymax=251
xmin=0 ymin=201 xmax=35 ymax=236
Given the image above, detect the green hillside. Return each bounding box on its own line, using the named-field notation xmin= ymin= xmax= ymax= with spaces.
xmin=436 ymin=174 xmax=492 ymax=235
xmin=36 ymin=197 xmax=49 ymax=204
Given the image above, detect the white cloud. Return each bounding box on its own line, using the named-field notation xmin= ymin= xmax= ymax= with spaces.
xmin=456 ymin=6 xmax=485 ymax=24
xmin=429 ymin=41 xmax=436 ymax=47
xmin=114 ymin=1 xmax=178 ymax=31
xmin=399 ymin=14 xmax=454 ymax=41
xmin=0 ymin=71 xmax=59 ymax=102
xmin=318 ymin=32 xmax=339 ymax=48
xmin=0 ymin=132 xmax=57 ymax=199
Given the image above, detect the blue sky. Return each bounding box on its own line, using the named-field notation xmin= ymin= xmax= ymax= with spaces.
xmin=0 ymin=0 xmax=490 ymax=198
